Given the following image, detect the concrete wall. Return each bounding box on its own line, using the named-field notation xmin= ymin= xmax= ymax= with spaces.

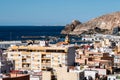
xmin=90 ymin=68 xmax=106 ymax=75
xmin=57 ymin=71 xmax=79 ymax=80
xmin=42 ymin=71 xmax=51 ymax=80
xmin=56 ymin=67 xmax=80 ymax=80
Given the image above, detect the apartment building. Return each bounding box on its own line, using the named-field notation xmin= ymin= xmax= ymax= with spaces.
xmin=6 ymin=44 xmax=76 ymax=71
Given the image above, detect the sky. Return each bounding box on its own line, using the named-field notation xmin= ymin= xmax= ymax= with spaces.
xmin=0 ymin=0 xmax=120 ymax=26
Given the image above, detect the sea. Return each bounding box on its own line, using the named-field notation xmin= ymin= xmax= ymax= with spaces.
xmin=0 ymin=26 xmax=91 ymax=44
xmin=0 ymin=26 xmax=65 ymax=41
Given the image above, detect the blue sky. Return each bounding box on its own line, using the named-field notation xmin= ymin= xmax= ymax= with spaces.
xmin=0 ymin=0 xmax=120 ymax=26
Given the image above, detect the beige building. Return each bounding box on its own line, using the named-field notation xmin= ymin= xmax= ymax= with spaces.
xmin=42 ymin=67 xmax=81 ymax=80
xmin=93 ymin=38 xmax=111 ymax=48
xmin=75 ymin=50 xmax=114 ymax=69
xmin=42 ymin=71 xmax=51 ymax=80
xmin=56 ymin=67 xmax=81 ymax=80
xmin=6 ymin=44 xmax=75 ymax=71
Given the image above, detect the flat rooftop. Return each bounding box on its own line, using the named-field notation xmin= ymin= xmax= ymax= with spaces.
xmin=3 ymin=73 xmax=29 ymax=78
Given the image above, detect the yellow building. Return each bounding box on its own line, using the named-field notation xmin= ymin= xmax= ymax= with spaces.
xmin=6 ymin=44 xmax=75 ymax=71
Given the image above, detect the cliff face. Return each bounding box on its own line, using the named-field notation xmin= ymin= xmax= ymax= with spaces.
xmin=61 ymin=12 xmax=120 ymax=35
xmin=61 ymin=20 xmax=81 ymax=34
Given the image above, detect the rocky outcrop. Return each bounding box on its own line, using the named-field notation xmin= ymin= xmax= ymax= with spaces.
xmin=61 ymin=12 xmax=120 ymax=35
xmin=61 ymin=20 xmax=81 ymax=34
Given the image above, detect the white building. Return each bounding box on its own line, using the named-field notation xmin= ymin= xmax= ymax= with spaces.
xmin=84 ymin=70 xmax=98 ymax=80
xmin=107 ymin=74 xmax=120 ymax=80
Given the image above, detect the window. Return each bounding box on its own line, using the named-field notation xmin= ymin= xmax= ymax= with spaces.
xmin=57 ymin=50 xmax=65 ymax=53
xmin=46 ymin=50 xmax=56 ymax=52
xmin=80 ymin=55 xmax=81 ymax=59
xmin=88 ymin=58 xmax=92 ymax=61
xmin=58 ymin=57 xmax=60 ymax=59
xmin=32 ymin=57 xmax=34 ymax=60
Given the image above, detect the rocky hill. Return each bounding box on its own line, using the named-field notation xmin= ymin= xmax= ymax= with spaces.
xmin=61 ymin=20 xmax=82 ymax=34
xmin=61 ymin=12 xmax=120 ymax=35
